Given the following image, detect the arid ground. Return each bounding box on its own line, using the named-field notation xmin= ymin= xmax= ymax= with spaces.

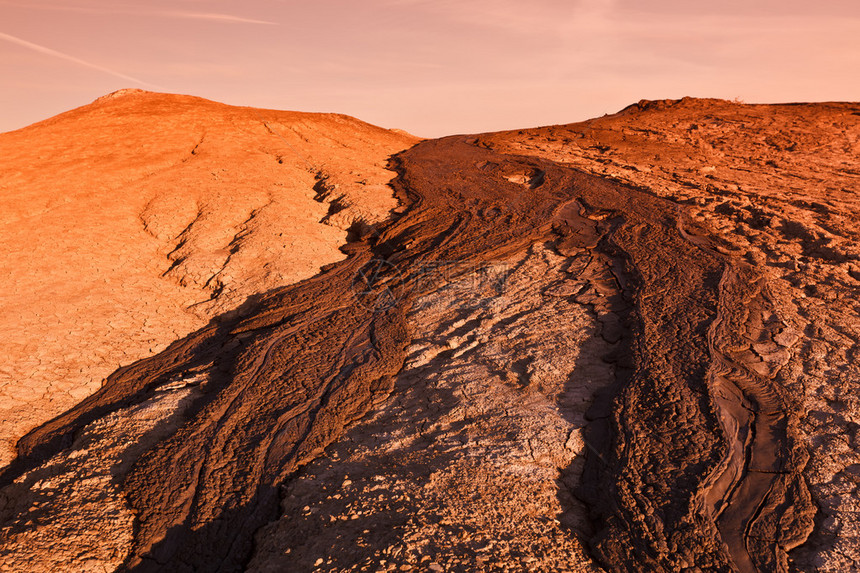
xmin=0 ymin=91 xmax=858 ymax=572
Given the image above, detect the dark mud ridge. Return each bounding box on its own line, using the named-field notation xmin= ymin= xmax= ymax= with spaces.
xmin=1 ymin=135 xmax=814 ymax=571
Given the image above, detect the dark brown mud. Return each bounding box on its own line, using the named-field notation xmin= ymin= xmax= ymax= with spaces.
xmin=1 ymin=136 xmax=813 ymax=571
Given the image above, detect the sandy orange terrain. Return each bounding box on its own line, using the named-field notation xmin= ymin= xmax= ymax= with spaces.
xmin=0 ymin=90 xmax=416 ymax=468
xmin=0 ymin=95 xmax=858 ymax=573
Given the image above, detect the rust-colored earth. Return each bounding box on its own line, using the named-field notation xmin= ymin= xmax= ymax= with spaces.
xmin=0 ymin=93 xmax=857 ymax=572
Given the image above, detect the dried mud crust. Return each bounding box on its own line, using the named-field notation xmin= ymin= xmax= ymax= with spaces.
xmin=248 ymin=244 xmax=616 ymax=572
xmin=0 ymin=99 xmax=855 ymax=572
xmin=482 ymin=98 xmax=860 ymax=571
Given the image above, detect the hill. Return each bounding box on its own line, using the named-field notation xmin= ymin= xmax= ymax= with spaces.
xmin=0 ymin=94 xmax=858 ymax=572
xmin=0 ymin=89 xmax=417 ymax=468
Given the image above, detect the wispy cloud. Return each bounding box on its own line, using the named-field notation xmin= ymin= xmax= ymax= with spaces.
xmin=0 ymin=2 xmax=278 ymax=25
xmin=165 ymin=11 xmax=278 ymax=25
xmin=0 ymin=31 xmax=157 ymax=86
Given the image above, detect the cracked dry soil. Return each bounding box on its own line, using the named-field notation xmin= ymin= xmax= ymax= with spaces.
xmin=1 ymin=96 xmax=858 ymax=573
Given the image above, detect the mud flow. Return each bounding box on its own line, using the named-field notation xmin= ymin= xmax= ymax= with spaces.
xmin=0 ymin=135 xmax=819 ymax=572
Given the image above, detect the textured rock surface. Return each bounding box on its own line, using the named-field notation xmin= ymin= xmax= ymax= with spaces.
xmin=1 ymin=96 xmax=858 ymax=573
xmin=0 ymin=89 xmax=416 ymax=467
xmin=483 ymin=98 xmax=860 ymax=571
xmin=248 ymin=243 xmax=612 ymax=572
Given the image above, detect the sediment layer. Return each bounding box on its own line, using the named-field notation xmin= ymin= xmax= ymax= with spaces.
xmin=1 ymin=128 xmax=817 ymax=571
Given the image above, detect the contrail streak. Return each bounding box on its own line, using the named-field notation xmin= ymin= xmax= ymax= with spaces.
xmin=0 ymin=31 xmax=156 ymax=87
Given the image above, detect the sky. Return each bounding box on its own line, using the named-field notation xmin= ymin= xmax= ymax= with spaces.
xmin=1 ymin=0 xmax=859 ymax=137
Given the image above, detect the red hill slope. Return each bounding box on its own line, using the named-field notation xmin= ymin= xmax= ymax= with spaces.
xmin=0 ymin=96 xmax=857 ymax=573
xmin=0 ymin=90 xmax=417 ymax=467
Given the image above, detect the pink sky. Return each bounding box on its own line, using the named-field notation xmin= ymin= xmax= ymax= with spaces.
xmin=2 ymin=0 xmax=859 ymax=137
